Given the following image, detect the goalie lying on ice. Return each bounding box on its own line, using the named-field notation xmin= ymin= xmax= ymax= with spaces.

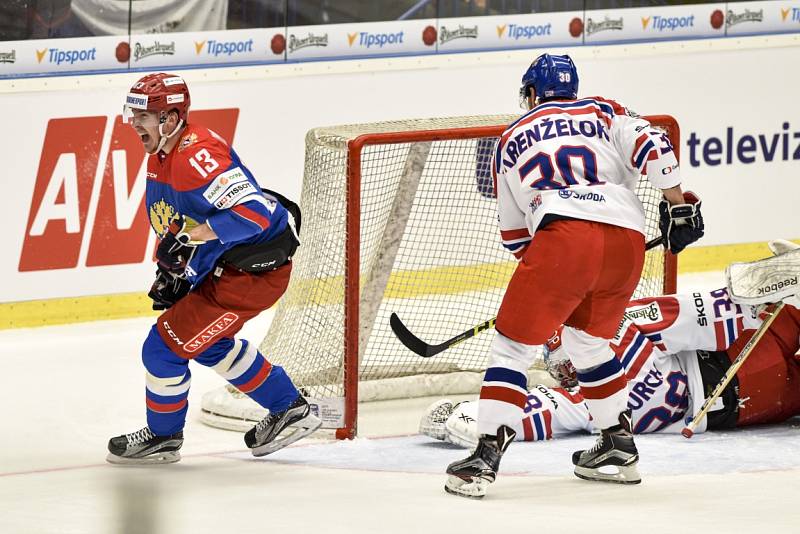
xmin=421 ymin=285 xmax=800 ymax=448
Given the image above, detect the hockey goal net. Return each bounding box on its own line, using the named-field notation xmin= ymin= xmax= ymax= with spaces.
xmin=201 ymin=114 xmax=679 ymax=438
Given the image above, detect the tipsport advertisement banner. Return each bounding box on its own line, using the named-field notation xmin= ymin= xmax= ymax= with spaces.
xmin=0 ymin=36 xmax=126 ymax=77
xmin=724 ymin=1 xmax=800 ymax=36
xmin=581 ymin=3 xmax=726 ymax=44
xmin=434 ymin=12 xmax=582 ymax=53
xmin=283 ymin=20 xmax=437 ymax=61
xmin=126 ymin=28 xmax=285 ymax=69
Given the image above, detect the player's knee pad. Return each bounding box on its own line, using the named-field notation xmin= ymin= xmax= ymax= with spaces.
xmin=205 ymin=339 xmax=258 ymax=382
xmin=560 ymin=326 xmax=614 ymax=371
xmin=488 ymin=331 xmax=539 ymax=373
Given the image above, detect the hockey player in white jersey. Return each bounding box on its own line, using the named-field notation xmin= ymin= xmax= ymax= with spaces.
xmin=424 ymin=285 xmax=800 ymax=448
xmin=444 ymin=53 xmax=705 ymax=498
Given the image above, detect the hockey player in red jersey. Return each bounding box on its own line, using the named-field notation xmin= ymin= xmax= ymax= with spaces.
xmin=423 ymin=281 xmax=800 ymax=448
xmin=444 ymin=54 xmax=705 ymax=498
xmin=107 ymin=73 xmax=321 ymax=464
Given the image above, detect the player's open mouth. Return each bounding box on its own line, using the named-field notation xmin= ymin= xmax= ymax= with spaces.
xmin=140 ymin=133 xmax=151 ymax=144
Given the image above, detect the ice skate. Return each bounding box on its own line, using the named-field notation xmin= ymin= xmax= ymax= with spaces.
xmin=244 ymin=396 xmax=322 ymax=456
xmin=444 ymin=425 xmax=515 ymax=499
xmin=572 ymin=411 xmax=641 ymax=484
xmin=419 ymin=398 xmax=456 ymax=441
xmin=107 ymin=427 xmax=183 ymax=465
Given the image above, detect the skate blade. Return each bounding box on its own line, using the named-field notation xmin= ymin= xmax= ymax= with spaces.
xmin=106 ymin=450 xmax=181 ymax=465
xmin=444 ymin=475 xmax=488 ymax=499
xmin=251 ymin=414 xmax=322 ymax=457
xmin=573 ymin=464 xmax=641 ymax=485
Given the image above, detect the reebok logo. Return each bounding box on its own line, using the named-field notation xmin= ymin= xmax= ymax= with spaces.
xmin=757 ymin=277 xmax=797 ymax=295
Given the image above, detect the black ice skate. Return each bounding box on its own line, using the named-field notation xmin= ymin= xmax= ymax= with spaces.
xmin=444 ymin=425 xmax=516 ymax=499
xmin=572 ymin=410 xmax=641 ymax=484
xmin=107 ymin=427 xmax=183 ymax=465
xmin=244 ymin=396 xmax=322 ymax=457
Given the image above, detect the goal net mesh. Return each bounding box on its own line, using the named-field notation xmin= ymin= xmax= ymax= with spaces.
xmin=201 ymin=114 xmax=676 ymax=433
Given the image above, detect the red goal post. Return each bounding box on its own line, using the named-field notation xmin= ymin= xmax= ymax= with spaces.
xmin=200 ymin=114 xmax=679 ymax=439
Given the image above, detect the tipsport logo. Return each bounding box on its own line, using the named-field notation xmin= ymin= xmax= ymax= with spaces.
xmin=36 ymin=47 xmax=97 ymax=65
xmin=194 ymin=39 xmax=254 ymax=57
xmin=347 ymin=31 xmax=404 ymax=48
xmin=496 ymin=23 xmax=552 ymax=40
xmin=641 ymin=14 xmax=695 ymax=31
xmin=781 ymin=8 xmax=800 ymax=23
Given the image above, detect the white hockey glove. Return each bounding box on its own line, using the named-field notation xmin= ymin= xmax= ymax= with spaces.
xmin=658 ymin=191 xmax=704 ymax=254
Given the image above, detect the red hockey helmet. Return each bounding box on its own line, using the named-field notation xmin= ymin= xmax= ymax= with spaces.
xmin=123 ymin=72 xmax=190 ymax=124
xmin=543 ymin=326 xmax=577 ymax=388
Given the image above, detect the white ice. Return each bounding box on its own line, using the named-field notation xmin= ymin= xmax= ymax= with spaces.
xmin=2 ymin=271 xmax=799 ymax=534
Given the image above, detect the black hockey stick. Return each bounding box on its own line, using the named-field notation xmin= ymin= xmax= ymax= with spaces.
xmin=391 ymin=236 xmax=665 ymax=358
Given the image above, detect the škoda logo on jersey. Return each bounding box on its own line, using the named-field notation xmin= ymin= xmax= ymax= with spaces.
xmin=19 ymin=109 xmax=240 ymax=272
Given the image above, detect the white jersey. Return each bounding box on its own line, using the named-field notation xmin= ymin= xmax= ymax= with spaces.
xmin=437 ymin=288 xmax=761 ymax=446
xmin=493 ymin=97 xmax=681 ymax=258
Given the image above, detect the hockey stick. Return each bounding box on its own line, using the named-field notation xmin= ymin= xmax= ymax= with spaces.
xmin=681 ymin=301 xmax=785 ymax=438
xmin=391 ymin=236 xmax=665 ymax=358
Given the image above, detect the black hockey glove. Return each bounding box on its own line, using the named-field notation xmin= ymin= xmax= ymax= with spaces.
xmin=659 ymin=191 xmax=704 ymax=254
xmin=156 ymin=217 xmax=197 ymax=276
xmin=148 ymin=269 xmax=192 ymax=311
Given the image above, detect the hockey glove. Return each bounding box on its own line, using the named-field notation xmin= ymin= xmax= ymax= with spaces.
xmin=659 ymin=191 xmax=704 ymax=254
xmin=148 ymin=269 xmax=192 ymax=311
xmin=156 ymin=217 xmax=197 ymax=276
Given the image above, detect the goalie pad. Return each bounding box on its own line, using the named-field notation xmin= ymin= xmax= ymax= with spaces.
xmin=418 ymin=399 xmax=455 ymax=441
xmin=444 ymin=400 xmax=481 ymax=449
xmin=727 ymin=248 xmax=800 ymax=305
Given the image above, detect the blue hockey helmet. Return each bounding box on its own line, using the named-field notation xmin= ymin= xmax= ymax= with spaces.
xmin=519 ymin=54 xmax=579 ymax=107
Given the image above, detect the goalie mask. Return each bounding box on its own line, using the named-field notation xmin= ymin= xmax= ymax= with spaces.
xmin=543 ymin=326 xmax=577 ymax=388
xmin=123 ymin=72 xmax=190 ymax=152
xmin=519 ymin=53 xmax=579 ymax=109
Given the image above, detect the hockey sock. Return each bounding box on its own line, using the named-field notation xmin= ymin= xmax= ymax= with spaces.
xmin=197 ymin=338 xmax=299 ymax=412
xmin=143 ymin=326 xmax=192 ymax=435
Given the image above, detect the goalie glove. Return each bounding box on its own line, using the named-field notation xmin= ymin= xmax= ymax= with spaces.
xmin=156 ymin=216 xmax=197 ymax=276
xmin=148 ymin=269 xmax=192 ymax=311
xmin=659 ymin=191 xmax=704 ymax=254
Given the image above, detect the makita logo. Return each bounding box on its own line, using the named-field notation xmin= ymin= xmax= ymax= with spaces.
xmin=184 ymin=312 xmax=239 ymax=353
xmin=757 ymin=277 xmax=798 ymax=295
xmin=288 ymin=33 xmax=328 ymax=52
xmin=439 ymin=25 xmax=478 ymax=44
xmin=586 ymin=17 xmax=623 ymax=35
xmin=134 ymin=41 xmax=176 ymax=61
xmin=19 ymin=109 xmax=239 ymax=272
xmin=0 ymin=50 xmax=16 ymax=64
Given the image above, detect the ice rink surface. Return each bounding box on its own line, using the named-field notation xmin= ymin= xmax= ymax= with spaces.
xmin=3 ymin=271 xmax=800 ymax=534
